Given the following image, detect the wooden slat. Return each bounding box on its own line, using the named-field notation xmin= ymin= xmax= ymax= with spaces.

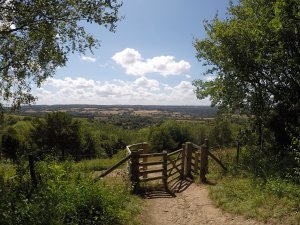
xmin=192 ymin=143 xmax=201 ymax=150
xmin=140 ymin=176 xmax=164 ymax=182
xmin=168 ymin=155 xmax=183 ymax=162
xmin=193 ymin=168 xmax=200 ymax=175
xmin=167 ymin=174 xmax=181 ymax=183
xmin=194 ymin=151 xmax=200 ymax=175
xmin=142 ymin=143 xmax=148 ymax=179
xmin=191 ymin=162 xmax=195 ymax=168
xmin=192 ymin=147 xmax=198 ymax=153
xmin=139 ymin=152 xmax=165 ymax=157
xmin=181 ymin=143 xmax=185 ymax=178
xmin=168 ymin=169 xmax=180 ymax=177
xmin=162 ymin=151 xmax=169 ymax=192
xmin=130 ymin=150 xmax=141 ymax=192
xmin=191 ymin=158 xmax=195 ymax=164
xmin=139 ymin=160 xmax=163 ymax=166
xmin=167 ymin=155 xmax=182 ymax=175
xmin=139 ymin=168 xmax=164 ymax=175
xmin=167 ymin=162 xmax=182 ymax=171
xmin=167 ymin=158 xmax=182 ymax=170
xmin=167 ymin=148 xmax=183 ymax=157
xmin=167 ymin=158 xmax=182 ymax=166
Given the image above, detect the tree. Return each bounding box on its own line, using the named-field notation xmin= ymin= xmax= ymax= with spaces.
xmin=0 ymin=0 xmax=122 ymax=110
xmin=148 ymin=121 xmax=192 ymax=152
xmin=193 ymin=0 xmax=300 ymax=154
xmin=208 ymin=118 xmax=233 ymax=148
xmin=1 ymin=120 xmax=34 ymax=161
xmin=1 ymin=127 xmax=20 ymax=161
xmin=149 ymin=126 xmax=176 ymax=152
xmin=31 ymin=112 xmax=83 ymax=159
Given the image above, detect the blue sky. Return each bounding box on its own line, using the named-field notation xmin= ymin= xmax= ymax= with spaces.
xmin=35 ymin=0 xmax=230 ymax=105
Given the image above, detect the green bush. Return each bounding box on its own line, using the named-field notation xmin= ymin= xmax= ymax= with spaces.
xmin=0 ymin=159 xmax=141 ymax=225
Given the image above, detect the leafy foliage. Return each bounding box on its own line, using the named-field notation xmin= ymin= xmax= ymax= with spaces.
xmin=31 ymin=112 xmax=87 ymax=160
xmin=193 ymin=0 xmax=300 ymax=177
xmin=148 ymin=119 xmax=235 ymax=152
xmin=1 ymin=127 xmax=20 ymax=161
xmin=0 ymin=159 xmax=140 ymax=225
xmin=1 ymin=121 xmax=33 ymax=161
xmin=0 ymin=0 xmax=122 ymax=109
xmin=82 ymin=119 xmax=135 ymax=157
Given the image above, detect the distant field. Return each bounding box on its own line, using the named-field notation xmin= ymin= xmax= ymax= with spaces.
xmin=16 ymin=104 xmax=218 ymax=120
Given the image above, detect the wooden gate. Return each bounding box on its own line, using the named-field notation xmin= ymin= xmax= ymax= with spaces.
xmin=98 ymin=140 xmax=227 ymax=193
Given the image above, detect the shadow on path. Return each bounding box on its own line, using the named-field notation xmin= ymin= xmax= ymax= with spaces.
xmin=141 ymin=178 xmax=193 ymax=199
xmin=169 ymin=178 xmax=193 ymax=193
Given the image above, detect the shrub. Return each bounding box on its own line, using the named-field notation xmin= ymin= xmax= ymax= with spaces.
xmin=0 ymin=159 xmax=141 ymax=225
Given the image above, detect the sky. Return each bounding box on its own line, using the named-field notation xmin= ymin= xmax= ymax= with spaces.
xmin=34 ymin=0 xmax=230 ymax=106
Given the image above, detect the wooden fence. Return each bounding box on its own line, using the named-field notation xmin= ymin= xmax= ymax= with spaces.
xmin=98 ymin=140 xmax=227 ymax=193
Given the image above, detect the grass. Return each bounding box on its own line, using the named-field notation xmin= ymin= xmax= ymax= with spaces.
xmin=0 ymin=160 xmax=16 ymax=181
xmin=97 ymin=175 xmax=143 ymax=225
xmin=209 ymin=177 xmax=300 ymax=224
xmin=206 ymin=148 xmax=300 ymax=225
xmin=74 ymin=150 xmax=127 ymax=172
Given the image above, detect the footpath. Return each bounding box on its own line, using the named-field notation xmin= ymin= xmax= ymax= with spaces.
xmin=140 ymin=183 xmax=264 ymax=225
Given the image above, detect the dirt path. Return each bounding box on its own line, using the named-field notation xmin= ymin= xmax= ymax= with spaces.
xmin=140 ymin=183 xmax=263 ymax=225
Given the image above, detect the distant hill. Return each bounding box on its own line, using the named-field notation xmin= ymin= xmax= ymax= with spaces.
xmin=16 ymin=104 xmax=218 ymax=119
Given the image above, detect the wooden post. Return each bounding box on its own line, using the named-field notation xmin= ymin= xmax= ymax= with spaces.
xmin=130 ymin=150 xmax=140 ymax=193
xmin=200 ymin=139 xmax=209 ymax=183
xmin=162 ymin=150 xmax=169 ymax=192
xmin=185 ymin=142 xmax=193 ymax=178
xmin=236 ymin=141 xmax=240 ymax=165
xmin=181 ymin=143 xmax=185 ymax=179
xmin=28 ymin=154 xmax=37 ymax=188
xmin=142 ymin=142 xmax=148 ymax=178
xmin=126 ymin=148 xmax=131 ymax=176
xmin=194 ymin=150 xmax=200 ymax=176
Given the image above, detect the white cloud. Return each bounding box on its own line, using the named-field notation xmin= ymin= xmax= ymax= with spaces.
xmin=112 ymin=48 xmax=142 ymax=65
xmin=46 ymin=77 xmax=96 ymax=89
xmin=133 ymin=77 xmax=160 ymax=91
xmin=36 ymin=77 xmax=209 ymax=105
xmin=81 ymin=55 xmax=96 ymax=63
xmin=112 ymin=48 xmax=191 ymax=77
xmin=185 ymin=74 xmax=191 ymax=79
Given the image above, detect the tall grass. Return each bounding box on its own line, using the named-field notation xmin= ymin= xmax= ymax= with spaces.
xmin=74 ymin=150 xmax=127 ymax=172
xmin=209 ymin=178 xmax=300 ymax=224
xmin=206 ymin=148 xmax=300 ymax=224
